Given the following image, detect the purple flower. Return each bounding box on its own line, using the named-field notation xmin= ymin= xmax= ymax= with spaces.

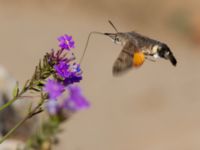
xmin=54 ymin=61 xmax=70 ymax=78
xmin=64 ymin=86 xmax=90 ymax=111
xmin=47 ymin=100 xmax=59 ymax=115
xmin=63 ymin=75 xmax=82 ymax=85
xmin=63 ymin=63 xmax=82 ymax=85
xmin=43 ymin=79 xmax=65 ymax=99
xmin=54 ymin=61 xmax=82 ymax=85
xmin=58 ymin=34 xmax=75 ymax=50
xmin=71 ymin=63 xmax=82 ymax=75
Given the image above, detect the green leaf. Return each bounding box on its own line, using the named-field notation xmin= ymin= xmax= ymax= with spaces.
xmin=28 ymin=103 xmax=33 ymax=113
xmin=39 ymin=59 xmax=42 ymax=70
xmin=12 ymin=82 xmax=19 ymax=98
xmin=22 ymin=80 xmax=30 ymax=91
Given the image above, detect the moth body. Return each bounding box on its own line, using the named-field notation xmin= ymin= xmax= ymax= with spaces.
xmin=104 ymin=31 xmax=177 ymax=75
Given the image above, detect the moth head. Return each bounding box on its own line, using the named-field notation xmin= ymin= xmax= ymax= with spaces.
xmin=104 ymin=32 xmax=127 ymax=45
xmin=157 ymin=44 xmax=177 ymax=66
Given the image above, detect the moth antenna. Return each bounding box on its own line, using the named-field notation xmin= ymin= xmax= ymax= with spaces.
xmin=79 ymin=31 xmax=104 ymax=65
xmin=108 ymin=20 xmax=119 ymax=33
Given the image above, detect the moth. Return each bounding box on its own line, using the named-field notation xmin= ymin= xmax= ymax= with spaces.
xmin=80 ymin=20 xmax=177 ymax=76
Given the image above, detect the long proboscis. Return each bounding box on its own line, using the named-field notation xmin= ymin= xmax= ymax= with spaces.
xmin=79 ymin=20 xmax=118 ymax=65
xmin=79 ymin=31 xmax=104 ymax=65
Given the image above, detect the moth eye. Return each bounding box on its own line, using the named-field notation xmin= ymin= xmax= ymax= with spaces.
xmin=115 ymin=37 xmax=120 ymax=42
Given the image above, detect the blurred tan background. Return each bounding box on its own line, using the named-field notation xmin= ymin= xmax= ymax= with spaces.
xmin=0 ymin=0 xmax=200 ymax=150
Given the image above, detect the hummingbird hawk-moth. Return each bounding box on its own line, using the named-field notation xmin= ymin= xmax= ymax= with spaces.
xmin=80 ymin=20 xmax=177 ymax=76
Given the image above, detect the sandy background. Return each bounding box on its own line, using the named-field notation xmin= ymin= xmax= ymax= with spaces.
xmin=0 ymin=0 xmax=200 ymax=150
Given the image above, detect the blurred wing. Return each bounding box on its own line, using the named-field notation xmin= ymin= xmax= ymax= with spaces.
xmin=112 ymin=42 xmax=136 ymax=75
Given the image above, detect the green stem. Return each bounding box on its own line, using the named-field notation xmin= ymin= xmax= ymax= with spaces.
xmin=0 ymin=80 xmax=30 ymax=112
xmin=0 ymin=97 xmax=18 ymax=111
xmin=0 ymin=90 xmax=26 ymax=112
xmin=0 ymin=98 xmax=45 ymax=144
xmin=0 ymin=112 xmax=29 ymax=144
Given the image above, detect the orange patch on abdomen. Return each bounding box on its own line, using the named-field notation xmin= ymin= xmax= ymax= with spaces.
xmin=133 ymin=52 xmax=145 ymax=67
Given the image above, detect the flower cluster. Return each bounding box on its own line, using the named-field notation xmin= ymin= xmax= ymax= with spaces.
xmin=43 ymin=34 xmax=89 ymax=115
xmin=0 ymin=34 xmax=90 ymax=148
